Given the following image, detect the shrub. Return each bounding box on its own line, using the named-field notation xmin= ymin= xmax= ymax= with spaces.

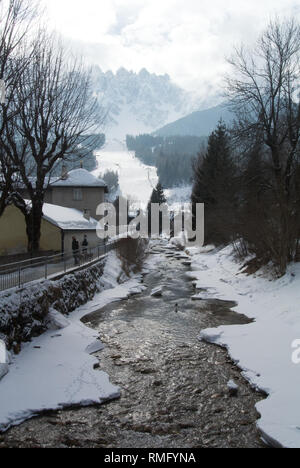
xmin=115 ymin=237 xmax=149 ymax=276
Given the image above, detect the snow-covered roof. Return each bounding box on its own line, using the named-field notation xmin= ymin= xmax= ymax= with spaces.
xmin=42 ymin=203 xmax=98 ymax=231
xmin=23 ymin=200 xmax=98 ymax=231
xmin=51 ymin=169 xmax=107 ymax=188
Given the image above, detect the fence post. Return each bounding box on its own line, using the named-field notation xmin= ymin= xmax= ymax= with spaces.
xmin=18 ymin=266 xmax=21 ymax=288
xmin=45 ymin=258 xmax=48 ymax=280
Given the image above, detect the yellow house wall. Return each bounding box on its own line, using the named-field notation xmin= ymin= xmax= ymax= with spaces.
xmin=0 ymin=206 xmax=62 ymax=255
xmin=40 ymin=219 xmax=61 ymax=252
xmin=0 ymin=205 xmax=27 ymax=255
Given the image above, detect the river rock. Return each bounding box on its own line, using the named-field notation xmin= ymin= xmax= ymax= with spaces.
xmin=129 ymin=286 xmax=145 ymax=296
xmin=227 ymin=380 xmax=239 ymax=397
xmin=85 ymin=340 xmax=105 ymax=355
xmin=191 ymin=294 xmax=203 ymax=301
xmin=151 ymin=287 xmax=163 ymax=298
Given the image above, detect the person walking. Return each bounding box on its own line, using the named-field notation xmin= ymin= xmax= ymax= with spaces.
xmin=82 ymin=235 xmax=89 ymax=252
xmin=82 ymin=235 xmax=89 ymax=260
xmin=72 ymin=236 xmax=80 ymax=266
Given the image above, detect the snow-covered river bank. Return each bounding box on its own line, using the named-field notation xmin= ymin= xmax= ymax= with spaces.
xmin=188 ymin=244 xmax=300 ymax=448
xmin=0 ymin=241 xmax=265 ymax=448
xmin=0 ymin=252 xmax=145 ymax=432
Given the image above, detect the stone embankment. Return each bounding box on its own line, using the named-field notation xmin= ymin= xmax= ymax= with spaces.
xmin=0 ymin=258 xmax=106 ymax=352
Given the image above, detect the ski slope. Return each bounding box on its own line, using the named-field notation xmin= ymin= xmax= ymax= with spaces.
xmin=93 ymin=140 xmax=158 ymax=209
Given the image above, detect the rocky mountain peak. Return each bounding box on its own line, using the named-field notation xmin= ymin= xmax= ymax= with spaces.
xmin=91 ymin=66 xmax=202 ymax=140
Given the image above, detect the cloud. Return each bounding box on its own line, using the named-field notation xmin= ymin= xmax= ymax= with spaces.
xmin=42 ymin=0 xmax=117 ymax=39
xmin=42 ymin=0 xmax=300 ymax=100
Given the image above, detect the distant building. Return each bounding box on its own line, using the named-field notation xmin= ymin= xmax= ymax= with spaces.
xmin=0 ymin=202 xmax=101 ymax=256
xmin=20 ymin=167 xmax=108 ymax=221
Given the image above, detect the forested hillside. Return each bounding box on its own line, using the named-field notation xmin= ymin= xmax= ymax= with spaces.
xmin=51 ymin=134 xmax=106 ymax=176
xmin=126 ymin=134 xmax=206 ymax=188
xmin=153 ymin=104 xmax=233 ymax=137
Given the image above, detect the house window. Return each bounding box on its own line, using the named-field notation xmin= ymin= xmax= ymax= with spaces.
xmin=73 ymin=188 xmax=83 ymax=201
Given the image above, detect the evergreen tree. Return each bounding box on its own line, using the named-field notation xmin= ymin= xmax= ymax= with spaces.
xmin=148 ymin=182 xmax=167 ymax=236
xmin=148 ymin=182 xmax=167 ymax=206
xmin=127 ymin=134 xmax=204 ymax=187
xmin=102 ymin=170 xmax=119 ymax=193
xmin=192 ymin=121 xmax=238 ymax=244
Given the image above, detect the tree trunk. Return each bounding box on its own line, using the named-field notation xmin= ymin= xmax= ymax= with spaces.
xmin=0 ymin=189 xmax=9 ymax=217
xmin=25 ymin=201 xmax=43 ymax=254
xmin=270 ymin=147 xmax=292 ymax=275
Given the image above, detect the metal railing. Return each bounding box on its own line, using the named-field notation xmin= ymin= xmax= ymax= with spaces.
xmin=0 ymin=241 xmax=117 ymax=293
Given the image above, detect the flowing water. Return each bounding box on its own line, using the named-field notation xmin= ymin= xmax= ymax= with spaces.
xmin=0 ymin=242 xmax=266 ymax=448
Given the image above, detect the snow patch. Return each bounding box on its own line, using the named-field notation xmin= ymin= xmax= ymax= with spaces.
xmin=85 ymin=340 xmax=105 ymax=355
xmin=227 ymin=380 xmax=239 ymax=396
xmin=0 ymin=340 xmax=10 ymax=382
xmin=189 ymin=244 xmax=300 ymax=448
xmin=46 ymin=309 xmax=70 ymax=331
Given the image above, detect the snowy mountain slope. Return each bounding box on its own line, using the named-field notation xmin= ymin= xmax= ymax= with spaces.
xmin=94 ymin=141 xmax=192 ymax=210
xmin=91 ymin=67 xmax=202 ymax=140
xmin=93 ymin=141 xmax=158 ymax=209
xmin=165 ymin=185 xmax=193 ymax=211
xmin=153 ymin=104 xmax=234 ymax=137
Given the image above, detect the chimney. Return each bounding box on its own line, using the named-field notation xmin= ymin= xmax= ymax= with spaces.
xmin=83 ymin=209 xmax=91 ymax=221
xmin=61 ymin=164 xmax=68 ymax=180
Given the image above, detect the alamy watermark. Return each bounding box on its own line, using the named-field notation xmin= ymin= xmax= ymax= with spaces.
xmin=96 ymin=199 xmax=205 ymax=247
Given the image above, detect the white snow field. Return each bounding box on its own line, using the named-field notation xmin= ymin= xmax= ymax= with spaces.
xmin=94 ymin=140 xmax=158 ymax=209
xmin=165 ymin=185 xmax=192 ymax=211
xmin=0 ymin=252 xmax=146 ymax=432
xmin=94 ymin=140 xmax=192 ymax=212
xmin=186 ymin=243 xmax=300 ymax=448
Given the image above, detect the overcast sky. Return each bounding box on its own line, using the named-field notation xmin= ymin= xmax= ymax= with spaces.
xmin=42 ymin=0 xmax=300 ymax=96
